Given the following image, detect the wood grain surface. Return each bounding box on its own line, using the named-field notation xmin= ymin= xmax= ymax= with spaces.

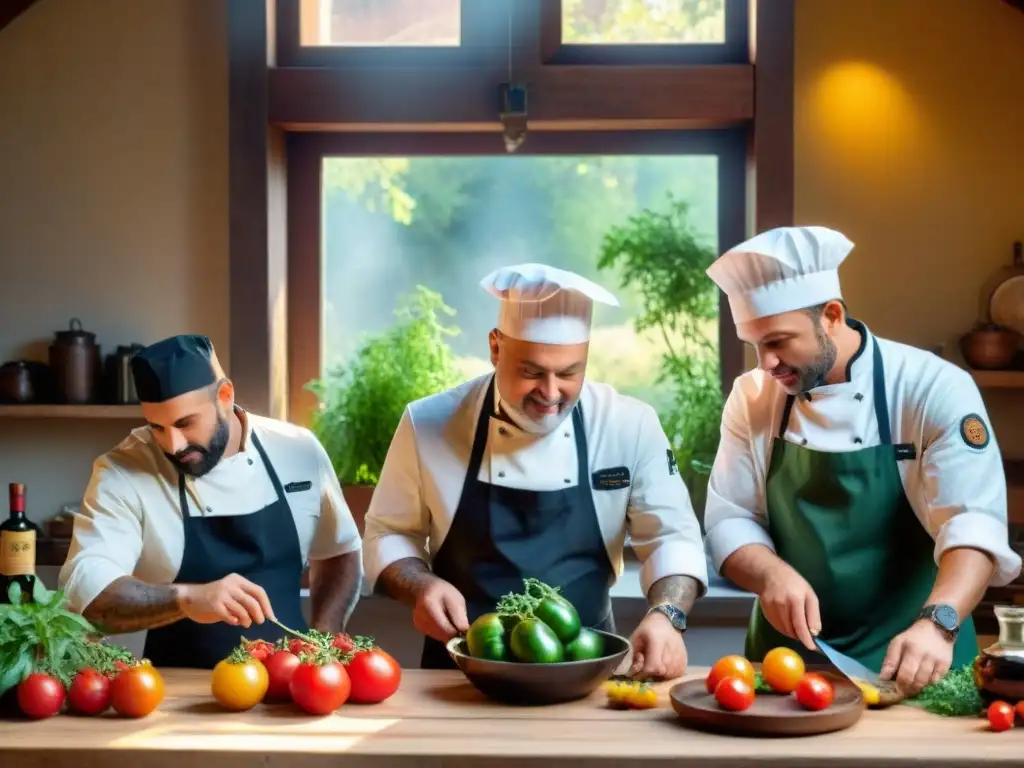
xmin=0 ymin=669 xmax=1016 ymax=767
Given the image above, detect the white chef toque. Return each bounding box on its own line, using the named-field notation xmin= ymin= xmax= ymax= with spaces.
xmin=479 ymin=262 xmax=619 ymax=345
xmin=706 ymin=226 xmax=854 ymax=324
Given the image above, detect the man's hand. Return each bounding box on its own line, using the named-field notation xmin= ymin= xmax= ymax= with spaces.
xmin=879 ymin=619 xmax=954 ymax=695
xmin=413 ymin=578 xmax=470 ymax=643
xmin=759 ymin=561 xmax=821 ymax=651
xmin=176 ymin=572 xmax=276 ymax=627
xmin=629 ymin=610 xmax=688 ymax=681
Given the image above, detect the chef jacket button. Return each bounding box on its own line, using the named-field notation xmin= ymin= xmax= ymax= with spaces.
xmin=564 ymin=431 xmax=570 ymax=438
xmin=498 ymin=471 xmax=505 ymax=478
xmin=498 ymin=426 xmax=508 ymax=436
xmin=801 ymin=438 xmax=808 ymax=446
xmin=854 ymin=393 xmax=864 ymax=401
xmin=853 ymin=437 xmax=863 ymax=444
xmin=205 ymin=506 xmax=212 ymax=512
xmin=247 ymin=458 xmax=254 ymax=465
xmin=564 ymin=478 xmax=571 ymax=484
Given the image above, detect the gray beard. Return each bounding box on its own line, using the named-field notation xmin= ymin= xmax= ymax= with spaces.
xmin=496 ymin=383 xmax=572 ymax=436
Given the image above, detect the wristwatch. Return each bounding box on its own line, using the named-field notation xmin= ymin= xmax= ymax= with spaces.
xmin=648 ymin=603 xmax=687 ymax=634
xmin=917 ymin=603 xmax=960 ymax=641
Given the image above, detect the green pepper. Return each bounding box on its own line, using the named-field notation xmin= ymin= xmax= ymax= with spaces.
xmin=564 ymin=627 xmax=604 ymax=661
xmin=466 ymin=613 xmax=509 ymax=661
xmin=510 ymin=618 xmax=564 ymax=663
xmin=533 ymin=595 xmax=581 ymax=645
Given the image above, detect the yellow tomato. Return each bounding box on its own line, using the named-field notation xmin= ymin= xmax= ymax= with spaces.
xmin=603 ymin=679 xmax=658 ymax=710
xmin=211 ymin=657 xmax=269 ymax=711
xmin=761 ymin=647 xmax=805 ymax=694
xmin=854 ymin=680 xmax=880 ymax=706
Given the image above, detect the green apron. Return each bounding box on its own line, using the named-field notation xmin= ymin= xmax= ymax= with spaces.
xmin=745 ymin=334 xmax=977 ymax=673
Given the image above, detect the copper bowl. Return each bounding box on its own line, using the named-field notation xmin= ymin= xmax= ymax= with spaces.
xmin=960 ymin=324 xmax=1021 ymax=369
xmin=445 ymin=630 xmax=630 ymax=705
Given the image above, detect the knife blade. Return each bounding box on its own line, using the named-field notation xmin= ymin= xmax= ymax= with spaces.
xmin=814 ymin=638 xmax=903 ymax=703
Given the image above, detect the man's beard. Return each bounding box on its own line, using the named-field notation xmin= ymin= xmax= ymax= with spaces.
xmin=499 ymin=387 xmax=575 ymax=436
xmin=165 ymin=412 xmax=231 ymax=477
xmin=774 ymin=323 xmax=838 ymax=394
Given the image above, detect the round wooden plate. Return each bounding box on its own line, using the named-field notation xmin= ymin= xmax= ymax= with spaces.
xmin=669 ymin=669 xmax=865 ymax=737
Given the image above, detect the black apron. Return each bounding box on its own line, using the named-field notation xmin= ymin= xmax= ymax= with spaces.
xmin=420 ymin=376 xmax=616 ymax=670
xmin=143 ymin=430 xmax=308 ymax=669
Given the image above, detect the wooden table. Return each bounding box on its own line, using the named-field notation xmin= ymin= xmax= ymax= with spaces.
xmin=0 ymin=669 xmax=1015 ymax=767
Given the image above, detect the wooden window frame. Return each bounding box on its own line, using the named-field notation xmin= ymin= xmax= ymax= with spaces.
xmin=286 ymin=129 xmax=749 ymax=426
xmin=225 ymin=0 xmax=793 ymax=420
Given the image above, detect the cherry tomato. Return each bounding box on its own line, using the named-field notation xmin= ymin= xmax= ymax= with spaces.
xmin=714 ymin=676 xmax=755 ymax=712
xmin=289 ymin=638 xmax=317 ymax=657
xmin=1016 ymin=700 xmax=1024 ymax=721
xmin=332 ymin=633 xmax=355 ymax=653
xmin=345 ymin=648 xmax=401 ymax=704
xmin=110 ymin=665 xmax=165 ymax=718
xmin=17 ymin=673 xmax=65 ymax=719
xmin=244 ymin=639 xmax=274 ymax=662
xmin=795 ymin=672 xmax=834 ymax=711
xmin=762 ymin=647 xmax=806 ymax=694
xmin=263 ymin=650 xmax=301 ymax=701
xmin=705 ymin=655 xmax=755 ymax=695
xmin=68 ymin=669 xmax=111 ymax=716
xmin=211 ymin=657 xmax=268 ymax=711
xmin=289 ymin=661 xmax=351 ymax=715
xmin=988 ymin=701 xmax=1015 ymax=732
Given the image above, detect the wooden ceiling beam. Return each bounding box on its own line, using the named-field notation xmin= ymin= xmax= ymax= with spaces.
xmin=1004 ymin=0 xmax=1024 ymax=14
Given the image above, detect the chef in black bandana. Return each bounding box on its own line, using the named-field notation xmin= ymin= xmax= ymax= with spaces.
xmin=58 ymin=334 xmax=363 ymax=668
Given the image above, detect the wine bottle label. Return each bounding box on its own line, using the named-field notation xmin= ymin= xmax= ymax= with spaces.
xmin=0 ymin=530 xmax=35 ymax=576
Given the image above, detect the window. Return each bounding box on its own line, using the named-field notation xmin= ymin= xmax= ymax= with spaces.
xmin=298 ymin=0 xmax=461 ymax=47
xmin=287 ymin=131 xmax=746 ymax=520
xmin=561 ymin=0 xmax=726 ymax=45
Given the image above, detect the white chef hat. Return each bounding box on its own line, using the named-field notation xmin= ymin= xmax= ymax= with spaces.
xmin=707 ymin=226 xmax=854 ymax=324
xmin=480 ymin=262 xmax=619 ymax=345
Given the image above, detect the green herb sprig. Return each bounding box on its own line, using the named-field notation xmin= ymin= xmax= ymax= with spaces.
xmin=904 ymin=660 xmax=984 ymax=717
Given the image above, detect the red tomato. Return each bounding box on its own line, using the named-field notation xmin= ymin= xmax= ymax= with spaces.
xmin=794 ymin=673 xmax=834 ymax=711
xmin=264 ymin=650 xmax=301 ymax=701
xmin=345 ymin=648 xmax=401 ymax=704
xmin=289 ymin=661 xmax=351 ymax=715
xmin=244 ymin=640 xmax=274 ymax=662
xmin=289 ymin=638 xmax=317 ymax=657
xmin=988 ymin=701 xmax=1015 ymax=732
xmin=110 ymin=665 xmax=165 ymax=718
xmin=68 ymin=669 xmax=111 ymax=716
xmin=1016 ymin=700 xmax=1024 ymax=721
xmin=17 ymin=673 xmax=66 ymax=719
xmin=332 ymin=633 xmax=355 ymax=653
xmin=705 ymin=655 xmax=755 ymax=695
xmin=714 ymin=676 xmax=755 ymax=712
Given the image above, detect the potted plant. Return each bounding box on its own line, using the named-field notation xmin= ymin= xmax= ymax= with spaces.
xmin=306 ymin=285 xmax=464 ymax=531
xmin=596 ymin=194 xmax=723 ymax=528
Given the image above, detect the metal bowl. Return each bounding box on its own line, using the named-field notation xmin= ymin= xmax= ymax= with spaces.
xmin=445 ymin=629 xmax=631 ymax=705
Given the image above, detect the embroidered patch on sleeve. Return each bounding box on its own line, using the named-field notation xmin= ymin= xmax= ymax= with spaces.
xmin=959 ymin=414 xmax=990 ymax=450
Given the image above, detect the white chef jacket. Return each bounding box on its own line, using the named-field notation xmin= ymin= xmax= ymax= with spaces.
xmin=362 ymin=374 xmax=709 ymax=598
xmin=58 ymin=412 xmax=363 ymax=613
xmin=704 ymin=323 xmax=1022 ymax=587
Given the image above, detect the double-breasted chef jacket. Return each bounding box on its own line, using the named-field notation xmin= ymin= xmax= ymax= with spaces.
xmin=362 ymin=373 xmax=710 ymax=600
xmin=703 ymin=321 xmax=1022 ymax=587
xmin=59 ymin=412 xmax=364 ymax=615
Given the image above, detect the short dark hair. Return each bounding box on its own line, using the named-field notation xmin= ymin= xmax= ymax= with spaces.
xmin=803 ymin=298 xmax=848 ymax=322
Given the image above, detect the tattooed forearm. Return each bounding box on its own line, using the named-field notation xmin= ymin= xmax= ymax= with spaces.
xmin=309 ymin=551 xmax=362 ymax=633
xmin=375 ymin=557 xmax=437 ymax=607
xmin=647 ymin=575 xmax=703 ymax=614
xmin=83 ymin=576 xmax=184 ymax=633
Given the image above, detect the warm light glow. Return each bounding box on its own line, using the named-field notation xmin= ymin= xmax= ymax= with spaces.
xmin=806 ymin=61 xmax=926 ymax=173
xmin=106 ymin=715 xmax=402 ymax=752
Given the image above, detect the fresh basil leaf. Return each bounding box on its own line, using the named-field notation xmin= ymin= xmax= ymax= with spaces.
xmin=51 ymin=612 xmax=97 ymax=637
xmin=31 ymin=577 xmax=50 ymax=604
xmin=0 ymin=654 xmax=32 ymax=698
xmin=1 ymin=610 xmax=32 ymax=628
xmin=6 ymin=581 xmax=21 ymax=605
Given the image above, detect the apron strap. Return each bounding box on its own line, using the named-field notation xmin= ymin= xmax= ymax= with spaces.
xmin=870 ymin=337 xmax=892 ymax=445
xmin=777 ymin=394 xmax=796 ymax=439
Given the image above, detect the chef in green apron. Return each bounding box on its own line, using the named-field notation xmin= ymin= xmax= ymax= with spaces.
xmin=702 ymin=225 xmax=1021 ymax=695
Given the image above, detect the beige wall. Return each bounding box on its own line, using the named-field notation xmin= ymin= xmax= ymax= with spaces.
xmin=794 ymin=0 xmax=1024 ymax=457
xmin=0 ymin=0 xmax=228 ymax=521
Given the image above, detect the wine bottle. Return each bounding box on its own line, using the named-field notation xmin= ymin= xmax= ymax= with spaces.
xmin=0 ymin=483 xmax=41 ymax=604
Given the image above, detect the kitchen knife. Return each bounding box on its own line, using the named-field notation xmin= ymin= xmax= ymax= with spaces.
xmin=814 ymin=638 xmax=904 ymax=705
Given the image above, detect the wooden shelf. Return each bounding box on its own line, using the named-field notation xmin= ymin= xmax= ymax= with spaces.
xmin=970 ymin=369 xmax=1024 ymax=388
xmin=0 ymin=404 xmax=142 ymax=419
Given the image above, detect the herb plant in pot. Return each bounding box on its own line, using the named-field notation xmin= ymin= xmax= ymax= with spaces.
xmin=306 ymin=286 xmax=464 ymax=532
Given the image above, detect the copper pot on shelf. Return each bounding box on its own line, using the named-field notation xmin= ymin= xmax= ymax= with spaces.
xmin=48 ymin=318 xmax=102 ymax=404
xmin=959 ymin=322 xmax=1021 ymax=370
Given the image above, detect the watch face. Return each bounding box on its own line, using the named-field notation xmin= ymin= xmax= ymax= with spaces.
xmin=933 ymin=604 xmax=958 ymax=630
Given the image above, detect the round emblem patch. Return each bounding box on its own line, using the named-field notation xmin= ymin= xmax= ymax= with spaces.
xmin=959 ymin=414 xmax=989 ymax=449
